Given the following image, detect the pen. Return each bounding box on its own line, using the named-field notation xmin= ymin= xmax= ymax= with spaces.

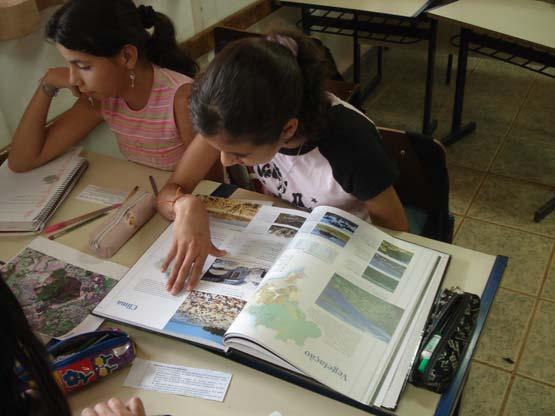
xmin=48 ymin=213 xmax=108 ymax=240
xmin=149 ymin=175 xmax=159 ymax=196
xmin=43 ymin=203 xmax=120 ymax=234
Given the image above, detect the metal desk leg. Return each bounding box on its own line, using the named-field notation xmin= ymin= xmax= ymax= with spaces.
xmin=442 ymin=27 xmax=477 ymax=145
xmin=301 ymin=7 xmax=311 ymax=35
xmin=353 ymin=13 xmax=361 ymax=85
xmin=423 ymin=19 xmax=438 ymax=135
xmin=534 ymin=196 xmax=555 ymax=222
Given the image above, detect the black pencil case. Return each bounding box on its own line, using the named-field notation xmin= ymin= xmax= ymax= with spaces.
xmin=410 ymin=287 xmax=481 ymax=393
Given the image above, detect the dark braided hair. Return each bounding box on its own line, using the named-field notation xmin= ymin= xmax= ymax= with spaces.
xmin=46 ymin=0 xmax=198 ymax=77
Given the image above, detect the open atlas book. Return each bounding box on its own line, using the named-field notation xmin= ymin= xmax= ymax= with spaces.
xmin=94 ymin=196 xmax=450 ymax=411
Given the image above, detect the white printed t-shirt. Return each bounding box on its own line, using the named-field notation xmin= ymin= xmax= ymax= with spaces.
xmin=251 ymin=95 xmax=398 ymax=221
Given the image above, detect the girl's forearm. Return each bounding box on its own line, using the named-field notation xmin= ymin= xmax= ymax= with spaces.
xmin=8 ymin=85 xmax=52 ymax=172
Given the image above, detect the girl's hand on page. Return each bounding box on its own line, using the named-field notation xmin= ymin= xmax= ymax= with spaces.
xmin=162 ymin=195 xmax=227 ymax=295
xmin=41 ymin=67 xmax=80 ymax=97
xmin=81 ymin=397 xmax=146 ymax=416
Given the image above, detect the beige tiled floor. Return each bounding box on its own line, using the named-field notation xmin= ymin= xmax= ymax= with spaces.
xmin=362 ymin=47 xmax=555 ymax=416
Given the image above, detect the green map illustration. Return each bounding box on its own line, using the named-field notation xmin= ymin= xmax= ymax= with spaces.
xmin=246 ymin=270 xmax=321 ymax=346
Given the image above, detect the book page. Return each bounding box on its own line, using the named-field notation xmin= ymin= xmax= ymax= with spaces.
xmin=94 ymin=199 xmax=310 ymax=350
xmin=225 ymin=206 xmax=448 ymax=404
xmin=1 ymin=237 xmax=127 ymax=340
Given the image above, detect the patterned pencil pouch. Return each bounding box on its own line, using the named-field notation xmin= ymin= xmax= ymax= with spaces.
xmin=18 ymin=329 xmax=136 ymax=394
xmin=88 ymin=191 xmax=156 ymax=258
xmin=410 ymin=288 xmax=481 ymax=393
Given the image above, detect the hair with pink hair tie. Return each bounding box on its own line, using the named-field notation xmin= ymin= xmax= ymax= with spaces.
xmin=266 ymin=33 xmax=299 ymax=57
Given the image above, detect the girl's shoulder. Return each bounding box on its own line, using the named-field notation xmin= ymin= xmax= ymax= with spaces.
xmin=155 ymin=65 xmax=194 ymax=89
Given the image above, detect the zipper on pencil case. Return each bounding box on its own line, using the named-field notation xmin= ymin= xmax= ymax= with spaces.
xmin=50 ymin=333 xmax=130 ymax=367
xmin=420 ymin=293 xmax=470 ymax=380
xmin=420 ymin=290 xmax=462 ymax=351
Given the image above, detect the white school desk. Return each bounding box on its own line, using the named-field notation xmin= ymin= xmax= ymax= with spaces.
xmin=278 ymin=0 xmax=435 ymax=18
xmin=0 ymin=152 xmax=506 ymax=416
xmin=278 ymin=0 xmax=440 ymax=135
xmin=427 ymin=0 xmax=555 ymax=221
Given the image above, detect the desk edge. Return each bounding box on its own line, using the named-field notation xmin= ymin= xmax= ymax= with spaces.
xmin=435 ymin=254 xmax=508 ymax=416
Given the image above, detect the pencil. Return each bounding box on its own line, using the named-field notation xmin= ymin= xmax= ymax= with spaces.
xmin=47 ymin=212 xmax=108 ymax=240
xmin=149 ymin=175 xmax=159 ymax=196
xmin=43 ymin=203 xmax=120 ymax=234
xmin=124 ymin=185 xmax=139 ymax=202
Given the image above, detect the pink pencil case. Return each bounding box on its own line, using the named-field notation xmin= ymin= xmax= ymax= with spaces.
xmin=88 ymin=191 xmax=156 ymax=258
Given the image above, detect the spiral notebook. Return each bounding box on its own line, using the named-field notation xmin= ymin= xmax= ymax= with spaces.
xmin=0 ymin=148 xmax=88 ymax=234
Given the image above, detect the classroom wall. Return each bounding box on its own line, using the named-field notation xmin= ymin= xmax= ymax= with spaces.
xmin=0 ymin=0 xmax=258 ymax=157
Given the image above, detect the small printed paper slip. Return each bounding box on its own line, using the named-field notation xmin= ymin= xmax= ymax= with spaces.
xmin=77 ymin=185 xmax=127 ymax=205
xmin=124 ymin=358 xmax=232 ymax=402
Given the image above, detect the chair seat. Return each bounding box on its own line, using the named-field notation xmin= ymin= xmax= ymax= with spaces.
xmin=405 ymin=205 xmax=429 ymax=236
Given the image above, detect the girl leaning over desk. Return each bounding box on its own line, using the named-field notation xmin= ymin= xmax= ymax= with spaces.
xmin=0 ymin=277 xmax=146 ymax=416
xmin=8 ymin=0 xmax=221 ymax=178
xmin=157 ymin=32 xmax=409 ymax=296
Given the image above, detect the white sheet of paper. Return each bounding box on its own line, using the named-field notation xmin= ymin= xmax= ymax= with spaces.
xmin=124 ymin=358 xmax=232 ymax=402
xmin=77 ymin=185 xmax=127 ymax=205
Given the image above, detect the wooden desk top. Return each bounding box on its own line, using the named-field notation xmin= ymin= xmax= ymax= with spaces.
xmin=428 ymin=0 xmax=555 ymax=52
xmin=1 ymin=152 xmax=502 ymax=416
xmin=279 ymin=0 xmax=434 ymax=18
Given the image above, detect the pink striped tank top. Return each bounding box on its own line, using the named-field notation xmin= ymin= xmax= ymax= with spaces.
xmin=101 ymin=65 xmax=193 ymax=171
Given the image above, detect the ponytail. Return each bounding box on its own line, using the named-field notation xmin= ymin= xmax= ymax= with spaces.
xmin=140 ymin=6 xmax=198 ymax=77
xmin=274 ymin=31 xmax=329 ymax=142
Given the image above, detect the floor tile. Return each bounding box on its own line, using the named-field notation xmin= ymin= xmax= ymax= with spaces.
xmin=366 ymin=82 xmax=449 ymax=118
xmin=454 ymin=219 xmax=553 ymax=296
xmin=513 ymin=98 xmax=555 ymax=137
xmin=504 ymin=376 xmax=555 ymax=416
xmin=466 ymin=59 xmax=535 ymax=101
xmin=524 ymin=77 xmax=555 ymax=111
xmin=491 ymin=138 xmax=555 ymax=187
xmin=474 ymin=288 xmax=535 ymax=370
xmin=506 ymin=124 xmax=555 ymax=147
xmin=442 ymin=128 xmax=505 ymax=171
xmin=517 ymin=300 xmax=555 ymax=384
xmin=453 ymin=214 xmax=463 ymax=238
xmin=449 ymin=167 xmax=485 ymax=215
xmin=468 ymin=175 xmax=555 ymax=238
xmin=364 ymin=109 xmax=423 ymax=133
xmin=541 ymin=255 xmax=555 ymax=301
xmin=460 ymin=361 xmax=511 ymax=416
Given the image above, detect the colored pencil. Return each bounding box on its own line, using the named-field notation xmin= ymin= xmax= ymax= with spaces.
xmin=43 ymin=203 xmax=120 ymax=234
xmin=47 ymin=212 xmax=108 ymax=240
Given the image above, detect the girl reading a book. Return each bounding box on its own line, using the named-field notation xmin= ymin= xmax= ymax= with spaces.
xmin=0 ymin=276 xmax=146 ymax=416
xmin=8 ymin=0 xmax=221 ymax=179
xmin=157 ymin=32 xmax=409 ymax=295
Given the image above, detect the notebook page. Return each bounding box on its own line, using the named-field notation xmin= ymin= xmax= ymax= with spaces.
xmin=0 ymin=148 xmax=83 ymax=224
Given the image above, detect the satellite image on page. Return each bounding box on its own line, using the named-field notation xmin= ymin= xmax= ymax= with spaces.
xmin=2 ymin=247 xmax=117 ymax=337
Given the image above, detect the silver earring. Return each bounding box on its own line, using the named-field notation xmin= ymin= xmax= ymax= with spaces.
xmin=88 ymin=97 xmax=94 ymax=107
xmin=129 ymin=71 xmax=136 ymax=88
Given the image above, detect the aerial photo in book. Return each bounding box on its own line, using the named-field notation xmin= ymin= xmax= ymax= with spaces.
xmin=94 ymin=197 xmax=449 ymax=409
xmin=1 ymin=237 xmax=127 ymax=338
